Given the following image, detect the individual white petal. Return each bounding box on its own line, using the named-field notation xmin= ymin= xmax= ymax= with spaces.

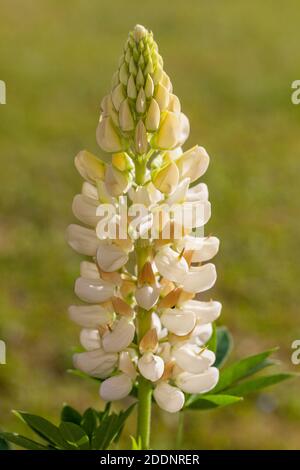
xmin=80 ymin=261 xmax=99 ymax=280
xmin=73 ymin=349 xmax=118 ymax=378
xmin=151 ymin=312 xmax=169 ymax=340
xmin=80 ymin=328 xmax=101 ymax=351
xmin=135 ymin=285 xmax=160 ymax=310
xmin=157 ymin=342 xmax=172 ymax=362
xmin=96 ymin=116 xmax=124 ymax=153
xmin=66 ymin=224 xmax=99 ymax=256
xmin=186 ymin=182 xmax=209 ymax=202
xmin=96 ymin=244 xmax=128 ymax=272
xmin=102 ymin=317 xmax=135 ymax=353
xmin=182 ymin=264 xmax=217 ymax=294
xmin=68 ymin=305 xmax=113 ymax=328
xmin=191 ymin=323 xmax=213 ymax=346
xmin=154 ymin=382 xmax=185 ymax=413
xmin=105 ymin=164 xmax=131 ymax=197
xmin=74 ymin=277 xmax=114 ymax=303
xmin=138 ymin=352 xmax=164 ymax=382
xmin=161 ymin=308 xmax=196 ymax=336
xmin=182 ymin=200 xmax=211 ymax=229
xmin=175 ymin=367 xmax=219 ymax=394
xmin=72 ymin=194 xmax=99 ymax=227
xmin=75 ymin=150 xmax=105 ymax=183
xmin=119 ymin=351 xmax=137 ymax=379
xmin=176 ymin=236 xmax=219 ymax=262
xmin=176 ymin=146 xmax=209 ymax=183
xmin=99 ymin=373 xmax=132 ymax=401
xmin=81 ymin=181 xmax=98 ymax=200
xmin=181 ymin=300 xmax=222 ymax=324
xmin=176 ymin=113 xmax=190 ymax=146
xmin=165 ymin=178 xmax=190 ymax=205
xmin=173 ymin=344 xmax=215 ymax=374
xmin=154 ymin=246 xmax=188 ymax=283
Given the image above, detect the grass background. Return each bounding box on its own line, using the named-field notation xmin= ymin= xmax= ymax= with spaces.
xmin=1 ymin=0 xmax=300 ymax=449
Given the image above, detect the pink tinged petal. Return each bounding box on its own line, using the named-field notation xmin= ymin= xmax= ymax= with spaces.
xmin=102 ymin=318 xmax=135 ymax=353
xmin=80 ymin=328 xmax=101 ymax=351
xmin=175 ymin=367 xmax=219 ymax=394
xmin=173 ymin=344 xmax=215 ymax=374
xmin=74 ymin=277 xmax=114 ymax=303
xmin=73 ymin=349 xmax=118 ymax=378
xmin=135 ymin=285 xmax=160 ymax=310
xmin=96 ymin=244 xmax=128 ymax=272
xmin=154 ymin=382 xmax=185 ymax=413
xmin=161 ymin=308 xmax=196 ymax=336
xmin=66 ymin=224 xmax=99 ymax=256
xmin=154 ymin=246 xmax=188 ymax=284
xmin=99 ymin=373 xmax=132 ymax=401
xmin=183 ymin=300 xmax=222 ymax=324
xmin=138 ymin=353 xmax=164 ymax=382
xmin=68 ymin=305 xmax=113 ymax=328
xmin=182 ymin=263 xmax=217 ymax=294
xmin=72 ymin=194 xmax=99 ymax=227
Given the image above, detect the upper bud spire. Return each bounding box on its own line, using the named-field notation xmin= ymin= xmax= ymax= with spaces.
xmin=96 ymin=25 xmax=189 ymax=157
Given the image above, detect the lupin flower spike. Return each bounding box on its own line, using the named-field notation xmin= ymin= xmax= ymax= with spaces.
xmin=66 ymin=24 xmax=221 ymax=450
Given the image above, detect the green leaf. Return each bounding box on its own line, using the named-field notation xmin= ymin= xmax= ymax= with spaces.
xmin=59 ymin=422 xmax=90 ymax=450
xmin=185 ymin=394 xmax=243 ymax=410
xmin=130 ymin=435 xmax=142 ymax=450
xmin=213 ymin=348 xmax=278 ymax=393
xmin=0 ymin=434 xmax=10 ymax=450
xmin=92 ymin=404 xmax=135 ymax=450
xmin=0 ymin=432 xmax=48 ymax=450
xmin=206 ymin=323 xmax=217 ymax=353
xmin=225 ymin=373 xmax=296 ymax=396
xmin=12 ymin=411 xmax=68 ymax=449
xmin=215 ymin=327 xmax=233 ymax=368
xmin=61 ymin=405 xmax=82 ymax=425
xmin=81 ymin=408 xmax=98 ymax=439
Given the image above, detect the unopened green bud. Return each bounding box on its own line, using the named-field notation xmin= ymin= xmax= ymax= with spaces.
xmin=145 ymin=98 xmax=160 ymax=131
xmin=138 ymin=54 xmax=145 ymax=67
xmin=119 ymin=99 xmax=134 ymax=131
xmin=135 ymin=120 xmax=148 ymax=154
xmin=119 ymin=62 xmax=129 ymax=85
xmin=161 ymin=71 xmax=173 ymax=92
xmin=125 ymin=48 xmax=131 ymax=63
xmin=127 ymin=74 xmax=137 ymax=99
xmin=136 ymin=67 xmax=144 ymax=87
xmin=153 ymin=64 xmax=163 ymax=84
xmin=144 ymin=57 xmax=154 ymax=75
xmin=112 ymin=83 xmax=126 ymax=111
xmin=145 ymin=74 xmax=154 ymax=98
xmin=111 ymin=71 xmax=119 ymax=89
xmin=136 ymin=87 xmax=146 ymax=114
xmin=168 ymin=93 xmax=181 ymax=113
xmin=129 ymin=56 xmax=137 ymax=76
xmin=155 ymin=83 xmax=169 ymax=110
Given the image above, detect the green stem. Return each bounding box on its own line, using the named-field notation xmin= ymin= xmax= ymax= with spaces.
xmin=176 ymin=412 xmax=185 ymax=449
xmin=135 ymin=156 xmax=147 ymax=185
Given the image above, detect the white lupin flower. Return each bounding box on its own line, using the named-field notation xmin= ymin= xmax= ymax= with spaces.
xmin=153 ymin=382 xmax=185 ymax=413
xmin=138 ymin=352 xmax=164 ymax=382
xmin=181 ymin=264 xmax=217 ymax=293
xmin=68 ymin=304 xmax=114 ymax=328
xmin=74 ymin=277 xmax=115 ymax=303
xmin=68 ymin=25 xmax=222 ymax=417
xmin=72 ymin=194 xmax=99 ymax=227
xmin=96 ymin=243 xmax=129 ymax=272
xmin=175 ymin=367 xmax=219 ymax=394
xmin=100 ymin=373 xmax=133 ymax=401
xmin=80 ymin=328 xmax=101 ymax=351
xmin=135 ymin=285 xmax=160 ymax=310
xmin=161 ymin=308 xmax=196 ymax=336
xmin=66 ymin=224 xmax=99 ymax=256
xmin=73 ymin=349 xmax=118 ymax=378
xmin=172 ymin=344 xmax=215 ymax=374
xmin=102 ymin=317 xmax=135 ymax=353
xmin=154 ymin=246 xmax=188 ymax=283
xmin=180 ymin=300 xmax=222 ymax=324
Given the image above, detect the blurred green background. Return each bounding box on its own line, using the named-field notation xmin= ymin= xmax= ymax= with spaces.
xmin=1 ymin=0 xmax=300 ymax=449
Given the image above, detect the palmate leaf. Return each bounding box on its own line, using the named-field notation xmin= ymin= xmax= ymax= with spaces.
xmin=212 ymin=348 xmax=278 ymax=393
xmin=185 ymin=394 xmax=243 ymax=410
xmin=92 ymin=403 xmax=135 ymax=450
xmin=80 ymin=408 xmax=98 ymax=439
xmin=225 ymin=373 xmax=296 ymax=396
xmin=214 ymin=327 xmax=233 ymax=368
xmin=61 ymin=405 xmax=82 ymax=425
xmin=0 ymin=432 xmax=49 ymax=450
xmin=59 ymin=422 xmax=90 ymax=450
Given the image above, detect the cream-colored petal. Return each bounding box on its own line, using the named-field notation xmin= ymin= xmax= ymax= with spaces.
xmin=182 ymin=264 xmax=217 ymax=294
xmin=80 ymin=328 xmax=101 ymax=351
xmin=161 ymin=308 xmax=196 ymax=336
xmin=96 ymin=244 xmax=128 ymax=272
xmin=154 ymin=246 xmax=188 ymax=284
xmin=102 ymin=318 xmax=135 ymax=353
xmin=74 ymin=277 xmax=114 ymax=303
xmin=99 ymin=374 xmax=132 ymax=401
xmin=175 ymin=367 xmax=219 ymax=394
xmin=72 ymin=194 xmax=99 ymax=227
xmin=73 ymin=349 xmax=117 ymax=378
xmin=68 ymin=304 xmax=113 ymax=328
xmin=182 ymin=300 xmax=222 ymax=324
xmin=173 ymin=344 xmax=215 ymax=374
xmin=66 ymin=224 xmax=99 ymax=256
xmin=138 ymin=352 xmax=164 ymax=382
xmin=154 ymin=382 xmax=185 ymax=413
